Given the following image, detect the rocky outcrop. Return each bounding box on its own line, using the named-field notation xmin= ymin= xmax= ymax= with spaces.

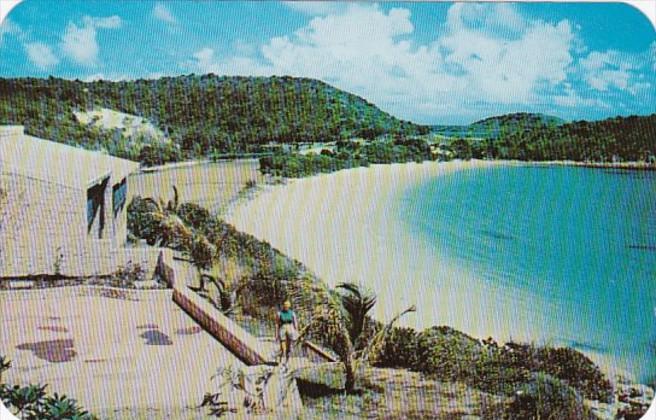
xmin=587 ymin=382 xmax=654 ymax=420
xmin=205 ymin=364 xmax=303 ymax=417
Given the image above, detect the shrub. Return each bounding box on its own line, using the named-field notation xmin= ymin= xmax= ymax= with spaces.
xmin=177 ymin=202 xmax=212 ymax=231
xmin=373 ymin=326 xmax=419 ymax=369
xmin=494 ymin=343 xmax=613 ymax=402
xmin=533 ymin=346 xmax=613 ymax=402
xmin=108 ymin=261 xmax=148 ymax=287
xmin=471 ymin=346 xmax=532 ymax=396
xmin=0 ymin=356 xmax=95 ymax=419
xmin=127 ymin=196 xmax=160 ymax=245
xmin=414 ymin=326 xmax=483 ymax=380
xmin=505 ymin=373 xmax=590 ymax=420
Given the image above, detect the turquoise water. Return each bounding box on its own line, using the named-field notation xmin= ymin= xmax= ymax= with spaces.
xmin=399 ymin=165 xmax=656 ymax=384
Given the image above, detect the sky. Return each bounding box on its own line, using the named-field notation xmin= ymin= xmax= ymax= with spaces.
xmin=0 ymin=1 xmax=654 ymax=124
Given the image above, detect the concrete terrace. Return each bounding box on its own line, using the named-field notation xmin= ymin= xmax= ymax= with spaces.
xmin=0 ymin=287 xmax=244 ymax=416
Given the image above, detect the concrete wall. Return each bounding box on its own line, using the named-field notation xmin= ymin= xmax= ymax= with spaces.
xmin=0 ymin=173 xmax=85 ymax=276
xmin=172 ymin=285 xmax=273 ymax=366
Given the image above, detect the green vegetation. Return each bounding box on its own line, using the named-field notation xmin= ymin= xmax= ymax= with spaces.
xmin=373 ymin=326 xmax=613 ymax=402
xmin=259 ymin=137 xmax=435 ymax=177
xmin=0 ymin=356 xmax=95 ymax=419
xmin=261 ymin=113 xmax=656 ymax=178
xmin=444 ymin=114 xmax=656 ymax=162
xmin=432 ymin=112 xmax=565 ymax=139
xmin=506 ymin=373 xmax=590 ymax=420
xmin=0 ymin=75 xmax=427 ymax=165
xmin=2 ymin=76 xmax=653 ymax=168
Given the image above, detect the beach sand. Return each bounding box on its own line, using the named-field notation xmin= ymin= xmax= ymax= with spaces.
xmin=226 ymin=159 xmax=635 ymax=382
xmin=131 ymin=159 xmax=264 ymax=214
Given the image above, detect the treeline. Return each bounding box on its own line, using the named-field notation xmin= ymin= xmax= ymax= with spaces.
xmin=262 ymin=113 xmax=656 ymax=177
xmin=449 ymin=114 xmax=656 ymax=162
xmin=0 ymin=75 xmax=428 ymax=165
xmin=432 ymin=112 xmax=565 ymax=139
xmin=260 ymin=138 xmax=433 ymax=177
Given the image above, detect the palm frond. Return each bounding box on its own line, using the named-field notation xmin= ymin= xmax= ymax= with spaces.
xmin=357 ymin=304 xmax=416 ymax=365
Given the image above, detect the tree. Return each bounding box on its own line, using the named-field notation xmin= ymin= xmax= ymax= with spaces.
xmin=336 ymin=282 xmax=376 ymax=348
xmin=290 ymin=276 xmax=415 ymax=393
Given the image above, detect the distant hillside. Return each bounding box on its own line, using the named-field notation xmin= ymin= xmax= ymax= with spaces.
xmin=432 ymin=113 xmax=565 ymax=139
xmin=494 ymin=114 xmax=656 ymax=161
xmin=444 ymin=113 xmax=656 ymax=162
xmin=0 ymin=75 xmax=428 ymax=164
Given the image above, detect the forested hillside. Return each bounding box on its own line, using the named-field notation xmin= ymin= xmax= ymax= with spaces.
xmin=450 ymin=114 xmax=656 ymax=161
xmin=432 ymin=113 xmax=565 ymax=139
xmin=1 ymin=75 xmax=653 ymax=167
xmin=0 ymin=75 xmax=428 ymax=164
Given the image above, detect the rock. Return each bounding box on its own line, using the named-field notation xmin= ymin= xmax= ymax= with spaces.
xmin=212 ymin=364 xmax=303 ymax=416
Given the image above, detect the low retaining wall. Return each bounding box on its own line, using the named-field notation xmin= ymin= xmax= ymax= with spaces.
xmin=173 ymin=285 xmax=273 ymax=366
xmin=158 ymin=250 xmax=335 ymax=366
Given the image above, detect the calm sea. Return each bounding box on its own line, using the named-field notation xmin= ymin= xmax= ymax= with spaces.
xmin=399 ymin=165 xmax=656 ymax=384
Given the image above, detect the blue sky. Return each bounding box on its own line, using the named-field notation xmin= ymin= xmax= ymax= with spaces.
xmin=0 ymin=1 xmax=654 ymax=124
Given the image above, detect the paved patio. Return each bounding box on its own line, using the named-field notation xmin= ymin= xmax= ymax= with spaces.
xmin=0 ymin=287 xmax=245 ymax=417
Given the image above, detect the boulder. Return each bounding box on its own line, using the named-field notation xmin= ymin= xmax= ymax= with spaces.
xmin=211 ymin=364 xmax=303 ymax=416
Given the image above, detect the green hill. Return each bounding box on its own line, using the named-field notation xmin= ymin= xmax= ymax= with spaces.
xmin=492 ymin=114 xmax=656 ymax=161
xmin=0 ymin=75 xmax=429 ymax=164
xmin=432 ymin=113 xmax=565 ymax=139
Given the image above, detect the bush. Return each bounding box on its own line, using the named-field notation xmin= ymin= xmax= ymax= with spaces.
xmin=107 ymin=261 xmax=148 ymax=287
xmin=127 ymin=196 xmax=160 ymax=245
xmin=414 ymin=326 xmax=483 ymax=380
xmin=494 ymin=343 xmax=613 ymax=402
xmin=505 ymin=373 xmax=590 ymax=420
xmin=0 ymin=356 xmax=95 ymax=419
xmin=533 ymin=346 xmax=613 ymax=402
xmin=471 ymin=346 xmax=532 ymax=396
xmin=177 ymin=202 xmax=212 ymax=231
xmin=373 ymin=327 xmax=419 ymax=369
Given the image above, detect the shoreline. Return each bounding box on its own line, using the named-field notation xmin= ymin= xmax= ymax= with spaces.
xmin=138 ymin=156 xmax=656 ymax=175
xmin=533 ymin=160 xmax=656 ymax=171
xmin=225 ymin=159 xmax=647 ymax=385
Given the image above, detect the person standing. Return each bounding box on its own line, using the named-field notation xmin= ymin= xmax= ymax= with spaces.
xmin=276 ymin=299 xmax=298 ymax=368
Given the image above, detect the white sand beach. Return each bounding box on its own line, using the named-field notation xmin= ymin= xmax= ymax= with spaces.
xmin=227 ymin=161 xmax=551 ymax=337
xmin=227 ymin=159 xmax=639 ymax=382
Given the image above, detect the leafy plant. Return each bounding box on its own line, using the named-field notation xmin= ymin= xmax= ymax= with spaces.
xmin=0 ymin=356 xmax=11 ymax=383
xmin=291 ymin=275 xmax=415 ymax=393
xmin=372 ymin=326 xmax=419 ymax=368
xmin=335 ymin=282 xmax=377 ymax=349
xmin=505 ymin=373 xmax=590 ymax=420
xmin=0 ymin=356 xmax=95 ymax=419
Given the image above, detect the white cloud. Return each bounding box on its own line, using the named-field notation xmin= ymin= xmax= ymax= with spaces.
xmin=185 ymin=3 xmax=653 ymax=122
xmin=445 ymin=3 xmax=527 ymax=38
xmin=580 ymin=49 xmax=651 ymax=95
xmin=60 ymin=15 xmax=122 ymax=66
xmin=0 ymin=17 xmax=21 ymax=46
xmin=25 ymin=42 xmax=59 ymax=69
xmin=282 ymin=2 xmax=347 ymax=16
xmin=90 ymin=15 xmax=122 ymax=29
xmin=153 ymin=2 xmax=176 ymax=24
xmin=189 ymin=47 xmax=270 ymax=76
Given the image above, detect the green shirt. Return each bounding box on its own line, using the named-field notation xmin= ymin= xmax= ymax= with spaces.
xmin=279 ymin=309 xmax=295 ymax=325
